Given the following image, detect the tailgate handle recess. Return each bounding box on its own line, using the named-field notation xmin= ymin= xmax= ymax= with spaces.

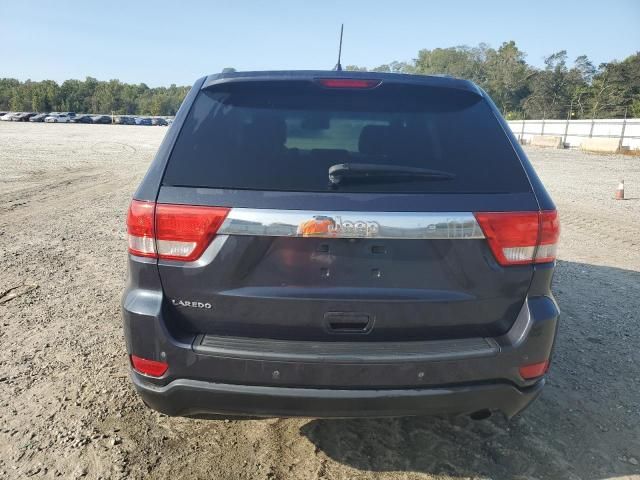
xmin=324 ymin=312 xmax=372 ymax=334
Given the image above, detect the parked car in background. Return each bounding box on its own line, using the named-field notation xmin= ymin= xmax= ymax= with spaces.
xmin=29 ymin=113 xmax=49 ymax=122
xmin=12 ymin=112 xmax=38 ymax=122
xmin=91 ymin=115 xmax=112 ymax=124
xmin=71 ymin=114 xmax=93 ymax=124
xmin=0 ymin=111 xmax=7 ymax=117
xmin=151 ymin=117 xmax=168 ymax=126
xmin=135 ymin=117 xmax=152 ymax=126
xmin=114 ymin=115 xmax=136 ymax=125
xmin=45 ymin=113 xmax=72 ymax=123
xmin=1 ymin=111 xmax=33 ymax=121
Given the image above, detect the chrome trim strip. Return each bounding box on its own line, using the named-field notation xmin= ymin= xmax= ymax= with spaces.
xmin=218 ymin=209 xmax=484 ymax=240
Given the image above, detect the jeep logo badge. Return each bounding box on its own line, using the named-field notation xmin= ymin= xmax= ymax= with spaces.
xmin=328 ymin=216 xmax=380 ymax=237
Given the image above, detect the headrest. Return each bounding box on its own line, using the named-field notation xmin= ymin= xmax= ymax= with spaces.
xmin=245 ymin=114 xmax=286 ymax=148
xmin=358 ymin=125 xmax=392 ymax=155
xmin=359 ymin=124 xmax=424 ymax=157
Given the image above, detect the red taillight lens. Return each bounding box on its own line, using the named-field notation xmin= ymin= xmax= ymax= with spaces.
xmin=130 ymin=354 xmax=168 ymax=377
xmin=474 ymin=212 xmax=539 ymax=265
xmin=126 ymin=200 xmax=230 ymax=261
xmin=519 ymin=360 xmax=549 ymax=379
xmin=127 ymin=200 xmax=156 ymax=258
xmin=536 ymin=210 xmax=560 ymax=263
xmin=474 ymin=210 xmax=560 ymax=266
xmin=155 ymin=204 xmax=230 ymax=261
xmin=317 ymin=78 xmax=381 ymax=89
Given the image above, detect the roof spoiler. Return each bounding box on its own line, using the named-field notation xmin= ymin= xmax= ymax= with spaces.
xmin=201 ymin=71 xmax=483 ymax=97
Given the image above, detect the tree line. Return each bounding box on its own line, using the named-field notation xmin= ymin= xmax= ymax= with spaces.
xmin=0 ymin=78 xmax=189 ymax=116
xmin=346 ymin=43 xmax=640 ymax=119
xmin=1 ymin=43 xmax=639 ymax=118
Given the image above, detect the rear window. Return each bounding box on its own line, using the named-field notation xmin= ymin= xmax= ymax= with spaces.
xmin=163 ymin=81 xmax=531 ymax=193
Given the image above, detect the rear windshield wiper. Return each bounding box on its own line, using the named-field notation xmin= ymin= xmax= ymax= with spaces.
xmin=328 ymin=163 xmax=455 ymax=185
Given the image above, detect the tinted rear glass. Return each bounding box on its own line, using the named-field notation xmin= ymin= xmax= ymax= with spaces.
xmin=163 ymin=81 xmax=530 ymax=193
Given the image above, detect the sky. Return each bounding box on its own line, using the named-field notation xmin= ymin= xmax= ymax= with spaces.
xmin=1 ymin=0 xmax=639 ymax=87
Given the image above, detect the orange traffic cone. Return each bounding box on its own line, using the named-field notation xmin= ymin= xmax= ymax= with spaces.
xmin=615 ymin=180 xmax=625 ymax=200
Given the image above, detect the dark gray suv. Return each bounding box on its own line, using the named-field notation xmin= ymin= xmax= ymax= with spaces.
xmin=123 ymin=71 xmax=560 ymax=419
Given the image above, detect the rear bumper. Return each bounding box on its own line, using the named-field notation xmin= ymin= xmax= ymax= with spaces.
xmin=122 ymin=257 xmax=559 ymax=419
xmin=132 ymin=373 xmax=544 ymax=419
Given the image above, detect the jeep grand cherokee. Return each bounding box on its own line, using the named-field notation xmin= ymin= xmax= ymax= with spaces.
xmin=122 ymin=71 xmax=560 ymax=419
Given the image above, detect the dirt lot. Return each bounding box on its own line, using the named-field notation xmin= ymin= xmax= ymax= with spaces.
xmin=0 ymin=122 xmax=639 ymax=480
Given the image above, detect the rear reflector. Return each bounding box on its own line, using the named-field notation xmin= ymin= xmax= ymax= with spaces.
xmin=519 ymin=360 xmax=549 ymax=379
xmin=126 ymin=200 xmax=230 ymax=261
xmin=474 ymin=210 xmax=559 ymax=266
xmin=130 ymin=354 xmax=168 ymax=377
xmin=317 ymin=78 xmax=381 ymax=89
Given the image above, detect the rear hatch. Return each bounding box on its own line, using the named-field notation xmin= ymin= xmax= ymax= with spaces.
xmin=154 ymin=76 xmax=539 ymax=342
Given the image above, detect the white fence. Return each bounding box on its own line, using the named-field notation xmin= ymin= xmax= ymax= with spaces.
xmin=506 ymin=118 xmax=640 ymax=150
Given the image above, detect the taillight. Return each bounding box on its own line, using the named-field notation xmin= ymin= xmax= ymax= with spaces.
xmin=130 ymin=354 xmax=168 ymax=377
xmin=316 ymin=78 xmax=381 ymax=89
xmin=127 ymin=200 xmax=156 ymax=257
xmin=155 ymin=204 xmax=230 ymax=261
xmin=126 ymin=200 xmax=230 ymax=261
xmin=536 ymin=210 xmax=561 ymax=263
xmin=474 ymin=210 xmax=560 ymax=266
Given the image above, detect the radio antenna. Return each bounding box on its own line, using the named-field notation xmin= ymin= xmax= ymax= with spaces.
xmin=334 ymin=24 xmax=344 ymax=71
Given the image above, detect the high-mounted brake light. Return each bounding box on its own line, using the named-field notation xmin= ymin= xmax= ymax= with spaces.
xmin=474 ymin=210 xmax=560 ymax=266
xmin=126 ymin=200 xmax=230 ymax=261
xmin=130 ymin=354 xmax=168 ymax=377
xmin=317 ymin=78 xmax=381 ymax=89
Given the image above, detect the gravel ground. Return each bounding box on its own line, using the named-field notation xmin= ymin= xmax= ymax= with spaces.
xmin=0 ymin=122 xmax=639 ymax=480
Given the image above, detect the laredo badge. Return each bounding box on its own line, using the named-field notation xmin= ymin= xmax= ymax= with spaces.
xmin=171 ymin=299 xmax=212 ymax=309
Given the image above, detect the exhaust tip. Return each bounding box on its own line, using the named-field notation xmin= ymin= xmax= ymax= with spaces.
xmin=469 ymin=409 xmax=492 ymax=421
